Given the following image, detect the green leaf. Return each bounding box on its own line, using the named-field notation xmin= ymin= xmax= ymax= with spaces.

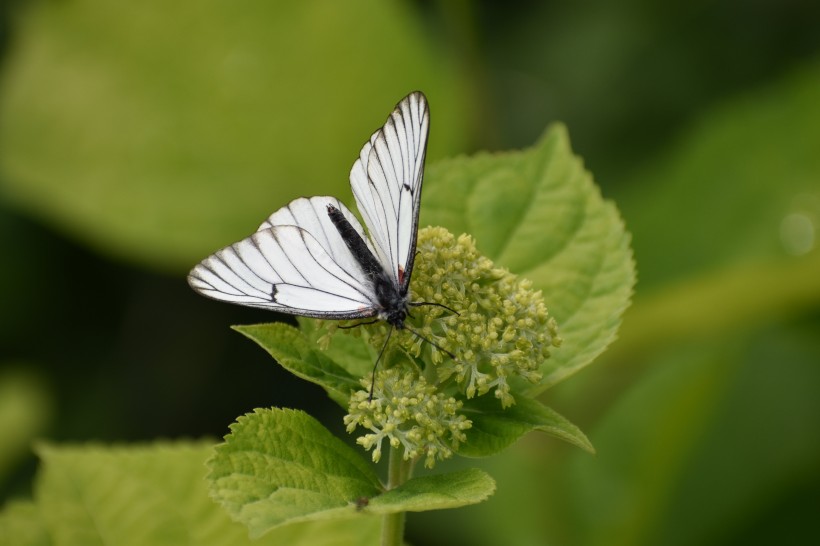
xmin=616 ymin=62 xmax=820 ymax=292
xmin=564 ymin=343 xmax=754 ymax=546
xmin=0 ymin=0 xmax=467 ymax=271
xmin=422 ymin=124 xmax=635 ymax=390
xmin=609 ymin=62 xmax=820 ymax=358
xmin=34 ymin=442 xmax=209 ymax=545
xmin=368 ymin=468 xmax=496 ymax=513
xmin=24 ymin=440 xmax=378 ymax=546
xmin=459 ymin=396 xmax=594 ymax=457
xmin=297 ymin=317 xmax=374 ymax=380
xmin=208 ymin=408 xmax=497 ymax=538
xmin=559 ymin=65 xmax=820 ymax=545
xmin=0 ymin=501 xmax=50 ymax=546
xmin=207 ymin=408 xmax=382 ymax=538
xmin=234 ymin=323 xmax=361 ymax=407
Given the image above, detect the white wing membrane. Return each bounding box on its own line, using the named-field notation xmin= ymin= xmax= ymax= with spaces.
xmin=257 ymin=196 xmax=376 ymax=277
xmin=271 ymin=283 xmax=372 ymax=312
xmin=188 ymin=91 xmax=429 ymax=317
xmin=350 ymin=92 xmax=429 ymax=289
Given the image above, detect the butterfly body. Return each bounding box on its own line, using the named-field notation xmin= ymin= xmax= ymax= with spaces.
xmin=188 ymin=92 xmax=429 ymax=331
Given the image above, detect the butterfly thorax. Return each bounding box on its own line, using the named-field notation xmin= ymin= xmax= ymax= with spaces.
xmin=373 ymin=273 xmax=409 ymax=329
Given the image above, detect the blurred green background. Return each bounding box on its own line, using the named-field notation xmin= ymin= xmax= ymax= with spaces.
xmin=1 ymin=1 xmax=819 ymax=545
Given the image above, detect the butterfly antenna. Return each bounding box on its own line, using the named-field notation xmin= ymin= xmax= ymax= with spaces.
xmin=369 ymin=326 xmax=394 ymax=401
xmin=403 ymin=325 xmax=457 ymax=360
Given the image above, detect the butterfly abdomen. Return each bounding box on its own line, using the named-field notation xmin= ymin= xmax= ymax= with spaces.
xmin=326 ymin=205 xmax=382 ymax=278
xmin=327 ymin=204 xmax=407 ymax=327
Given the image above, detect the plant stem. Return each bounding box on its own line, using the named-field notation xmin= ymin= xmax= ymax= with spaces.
xmin=381 ymin=446 xmax=412 ymax=546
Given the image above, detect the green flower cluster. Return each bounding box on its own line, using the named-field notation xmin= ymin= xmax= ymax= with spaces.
xmin=407 ymin=227 xmax=561 ymax=407
xmin=344 ymin=367 xmax=471 ymax=468
xmin=339 ymin=226 xmax=560 ymax=466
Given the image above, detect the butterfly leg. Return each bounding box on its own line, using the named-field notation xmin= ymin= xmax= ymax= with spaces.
xmin=338 ymin=319 xmax=379 ymax=330
xmin=369 ymin=326 xmax=395 ymax=401
xmin=403 ymin=325 xmax=457 ymax=360
xmin=409 ymin=301 xmax=460 ymax=316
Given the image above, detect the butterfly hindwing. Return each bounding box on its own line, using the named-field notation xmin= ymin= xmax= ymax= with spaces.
xmin=188 ymin=222 xmax=377 ymax=319
xmin=257 ymin=196 xmax=378 ymax=279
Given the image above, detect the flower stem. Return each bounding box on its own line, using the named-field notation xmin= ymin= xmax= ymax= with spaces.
xmin=381 ymin=446 xmax=412 ymax=546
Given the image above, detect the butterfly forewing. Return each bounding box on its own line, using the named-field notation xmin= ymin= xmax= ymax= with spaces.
xmin=395 ymin=102 xmax=427 ymax=290
xmin=351 ymin=92 xmax=429 ymax=291
xmin=349 ymin=132 xmax=392 ymax=275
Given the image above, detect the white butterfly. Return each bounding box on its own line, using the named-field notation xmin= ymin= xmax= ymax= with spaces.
xmin=188 ymin=92 xmax=432 ymax=340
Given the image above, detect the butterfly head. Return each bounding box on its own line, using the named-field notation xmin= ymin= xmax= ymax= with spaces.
xmin=380 ymin=298 xmax=409 ymax=329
